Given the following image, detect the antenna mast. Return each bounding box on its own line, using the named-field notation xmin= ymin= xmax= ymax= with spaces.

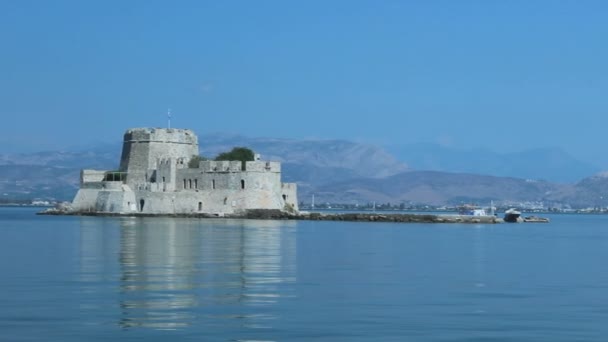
xmin=167 ymin=108 xmax=172 ymax=129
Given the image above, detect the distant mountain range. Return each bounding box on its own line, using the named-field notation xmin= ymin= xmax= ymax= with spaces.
xmin=198 ymin=133 xmax=408 ymax=178
xmin=386 ymin=143 xmax=600 ymax=183
xmin=315 ymin=171 xmax=570 ymax=206
xmin=0 ymin=132 xmax=606 ymax=208
xmin=197 ymin=133 xmax=408 ymax=198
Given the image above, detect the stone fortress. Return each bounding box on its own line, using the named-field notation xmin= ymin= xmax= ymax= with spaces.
xmin=71 ymin=127 xmax=298 ymax=215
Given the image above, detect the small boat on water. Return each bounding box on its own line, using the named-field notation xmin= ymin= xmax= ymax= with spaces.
xmin=523 ymin=216 xmax=550 ymax=223
xmin=504 ymin=208 xmax=522 ymax=223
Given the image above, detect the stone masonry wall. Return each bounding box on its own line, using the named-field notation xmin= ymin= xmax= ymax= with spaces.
xmin=119 ymin=128 xmax=198 ymax=186
xmin=281 ymin=183 xmax=298 ymax=211
xmin=81 ymin=170 xmax=106 ymax=185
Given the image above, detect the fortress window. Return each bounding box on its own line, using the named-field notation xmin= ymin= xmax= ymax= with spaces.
xmin=241 ymin=179 xmax=245 ymax=189
xmin=188 ymin=179 xmax=192 ymax=189
xmin=283 ymin=194 xmax=287 ymax=201
xmin=194 ymin=179 xmax=198 ymax=189
xmin=198 ymin=202 xmax=202 ymax=211
xmin=139 ymin=199 xmax=145 ymax=212
xmin=162 ymin=176 xmax=165 ymax=183
xmin=183 ymin=179 xmax=187 ymax=189
xmin=212 ymin=179 xmax=216 ymax=189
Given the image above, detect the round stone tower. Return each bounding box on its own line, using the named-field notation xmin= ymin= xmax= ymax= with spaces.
xmin=119 ymin=128 xmax=199 ymax=184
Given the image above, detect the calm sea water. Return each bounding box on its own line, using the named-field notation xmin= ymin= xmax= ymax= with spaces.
xmin=1 ymin=207 xmax=608 ymax=341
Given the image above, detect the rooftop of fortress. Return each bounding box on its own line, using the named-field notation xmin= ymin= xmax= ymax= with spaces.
xmin=123 ymin=127 xmax=198 ymax=145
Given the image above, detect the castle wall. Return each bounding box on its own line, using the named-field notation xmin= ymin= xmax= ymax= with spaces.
xmin=176 ymin=168 xmax=281 ymax=192
xmin=198 ymin=160 xmax=242 ymax=172
xmin=81 ymin=170 xmax=106 ymax=185
xmin=156 ymin=158 xmax=177 ymax=192
xmin=163 ymin=166 xmax=285 ymax=213
xmin=281 ymin=183 xmax=299 ymax=211
xmin=72 ymin=183 xmax=137 ymax=213
xmin=72 ymin=175 xmax=290 ymax=215
xmin=96 ymin=185 xmax=137 ymax=213
xmin=245 ymin=161 xmax=280 ymax=172
xmin=131 ymin=188 xmax=284 ymax=214
xmin=72 ymin=188 xmax=100 ymax=212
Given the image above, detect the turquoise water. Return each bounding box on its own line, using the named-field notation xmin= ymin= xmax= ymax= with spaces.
xmin=1 ymin=207 xmax=608 ymax=341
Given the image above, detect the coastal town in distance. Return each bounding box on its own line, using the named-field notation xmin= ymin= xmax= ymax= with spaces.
xmin=6 ymin=198 xmax=608 ymax=215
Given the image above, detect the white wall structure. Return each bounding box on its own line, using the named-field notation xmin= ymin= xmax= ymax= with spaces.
xmin=71 ymin=127 xmax=298 ymax=215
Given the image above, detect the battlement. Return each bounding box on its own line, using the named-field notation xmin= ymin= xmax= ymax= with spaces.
xmin=123 ymin=128 xmax=197 ymax=145
xmin=199 ymin=160 xmax=242 ymax=172
xmin=196 ymin=160 xmax=280 ymax=173
xmin=245 ymin=161 xmax=281 ymax=172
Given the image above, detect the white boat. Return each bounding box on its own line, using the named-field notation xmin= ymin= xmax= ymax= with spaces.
xmin=523 ymin=215 xmax=550 ymax=223
xmin=504 ymin=208 xmax=522 ymax=223
xmin=458 ymin=201 xmax=496 ymax=217
xmin=458 ymin=205 xmax=491 ymax=216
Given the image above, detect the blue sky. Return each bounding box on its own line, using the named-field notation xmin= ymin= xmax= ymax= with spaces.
xmin=1 ymin=1 xmax=607 ymax=165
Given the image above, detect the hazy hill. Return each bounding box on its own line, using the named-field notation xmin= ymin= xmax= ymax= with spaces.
xmin=0 ymin=165 xmax=79 ymax=200
xmin=387 ymin=143 xmax=600 ymax=183
xmin=0 ymin=134 xmax=407 ymax=201
xmin=0 ymin=133 xmax=604 ymax=208
xmin=199 ymin=133 xmax=408 ymax=179
xmin=197 ymin=134 xmax=409 ymax=198
xmin=558 ymin=172 xmax=608 ymax=208
xmin=0 ymin=148 xmax=118 ymax=170
xmin=309 ymin=170 xmax=572 ymax=206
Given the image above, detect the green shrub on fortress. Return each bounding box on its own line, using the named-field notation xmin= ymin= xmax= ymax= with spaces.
xmin=215 ymin=147 xmax=255 ymax=170
xmin=188 ymin=155 xmax=207 ymax=168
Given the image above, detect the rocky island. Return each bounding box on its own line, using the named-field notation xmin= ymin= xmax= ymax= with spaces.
xmin=39 ymin=126 xmax=523 ymax=224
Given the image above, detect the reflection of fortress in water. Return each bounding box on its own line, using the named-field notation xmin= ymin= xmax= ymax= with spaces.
xmin=79 ymin=218 xmax=297 ymax=330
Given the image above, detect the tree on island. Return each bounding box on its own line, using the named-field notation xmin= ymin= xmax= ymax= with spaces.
xmin=215 ymin=147 xmax=255 ymax=170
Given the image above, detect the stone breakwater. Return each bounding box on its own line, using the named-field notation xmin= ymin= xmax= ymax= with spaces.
xmin=246 ymin=210 xmax=504 ymax=223
xmin=39 ymin=208 xmax=504 ymax=223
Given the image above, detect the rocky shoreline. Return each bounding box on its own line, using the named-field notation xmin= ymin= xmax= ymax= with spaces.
xmin=38 ymin=208 xmax=505 ymax=224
